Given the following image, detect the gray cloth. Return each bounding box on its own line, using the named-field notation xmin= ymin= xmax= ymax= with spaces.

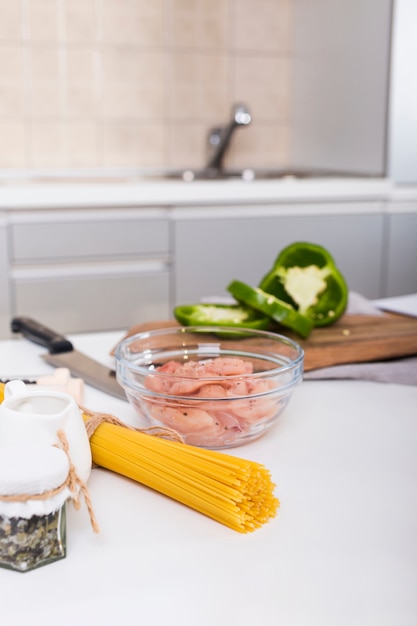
xmin=303 ymin=356 xmax=417 ymax=385
xmin=303 ymin=292 xmax=417 ymax=386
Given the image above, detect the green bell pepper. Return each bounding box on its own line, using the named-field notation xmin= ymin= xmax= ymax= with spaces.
xmin=173 ymin=303 xmax=271 ymax=330
xmin=258 ymin=241 xmax=348 ymax=327
xmin=227 ymin=280 xmax=314 ymax=338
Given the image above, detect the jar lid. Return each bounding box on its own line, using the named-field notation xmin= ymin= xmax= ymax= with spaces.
xmin=0 ymin=445 xmax=70 ymax=518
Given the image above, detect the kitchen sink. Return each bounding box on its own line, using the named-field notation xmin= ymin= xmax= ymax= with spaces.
xmin=0 ymin=167 xmax=376 ymax=185
xmin=159 ymin=167 xmax=367 ymax=182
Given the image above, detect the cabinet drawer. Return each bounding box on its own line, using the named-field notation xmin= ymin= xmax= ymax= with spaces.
xmin=12 ymin=272 xmax=171 ymax=334
xmin=11 ymin=211 xmax=170 ymax=262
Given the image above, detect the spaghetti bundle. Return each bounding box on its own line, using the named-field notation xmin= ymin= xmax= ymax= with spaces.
xmin=84 ymin=413 xmax=279 ymax=533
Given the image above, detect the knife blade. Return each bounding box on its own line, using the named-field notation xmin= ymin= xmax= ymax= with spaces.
xmin=11 ymin=316 xmax=126 ymax=400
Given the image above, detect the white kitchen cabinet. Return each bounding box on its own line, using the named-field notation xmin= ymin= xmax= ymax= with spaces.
xmin=173 ymin=203 xmax=385 ymax=304
xmin=384 ymin=205 xmax=417 ymax=296
xmin=7 ymin=208 xmax=172 ymax=336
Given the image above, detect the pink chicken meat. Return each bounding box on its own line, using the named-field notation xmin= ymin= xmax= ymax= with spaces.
xmin=142 ymin=357 xmax=281 ymax=447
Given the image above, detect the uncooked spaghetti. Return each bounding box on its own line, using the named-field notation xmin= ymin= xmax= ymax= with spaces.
xmin=83 ymin=410 xmax=279 ymax=533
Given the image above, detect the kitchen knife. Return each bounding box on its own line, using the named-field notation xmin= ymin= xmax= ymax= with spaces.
xmin=11 ymin=316 xmax=126 ymax=400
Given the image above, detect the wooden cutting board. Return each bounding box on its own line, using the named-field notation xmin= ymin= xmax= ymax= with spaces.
xmin=290 ymin=313 xmax=417 ymax=370
xmin=117 ymin=313 xmax=417 ymax=372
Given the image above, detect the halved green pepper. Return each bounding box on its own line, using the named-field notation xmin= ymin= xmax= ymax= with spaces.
xmin=173 ymin=303 xmax=271 ymax=330
xmin=258 ymin=241 xmax=348 ymax=327
xmin=227 ymin=280 xmax=314 ymax=338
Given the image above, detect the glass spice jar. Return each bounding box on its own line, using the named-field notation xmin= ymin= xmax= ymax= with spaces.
xmin=0 ymin=444 xmax=70 ymax=573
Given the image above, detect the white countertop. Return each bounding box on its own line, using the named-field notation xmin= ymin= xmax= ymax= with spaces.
xmin=1 ymin=330 xmax=417 ymax=625
xmin=0 ymin=177 xmax=402 ymax=210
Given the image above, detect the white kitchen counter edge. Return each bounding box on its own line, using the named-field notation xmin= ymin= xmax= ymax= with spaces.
xmin=0 ymin=177 xmax=405 ymax=210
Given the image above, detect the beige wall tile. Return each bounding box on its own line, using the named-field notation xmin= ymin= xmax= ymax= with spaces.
xmin=0 ymin=46 xmax=25 ymax=116
xmin=30 ymin=122 xmax=67 ymax=167
xmin=167 ymin=123 xmax=210 ymax=168
xmin=228 ymin=122 xmax=290 ymax=168
xmin=233 ymin=0 xmax=292 ymax=52
xmin=100 ymin=48 xmax=165 ymax=84
xmin=170 ymin=86 xmax=198 ymax=121
xmin=0 ymin=122 xmax=28 ymax=167
xmin=27 ymin=47 xmax=62 ymax=119
xmin=29 ymin=46 xmax=60 ymax=80
xmin=99 ymin=49 xmax=166 ymax=119
xmin=65 ymin=49 xmax=96 ymax=117
xmin=30 ymin=80 xmax=61 ymax=117
xmin=99 ymin=47 xmax=137 ymax=83
xmin=63 ymin=0 xmax=96 ymax=43
xmin=170 ymin=53 xmax=199 ymax=86
xmin=233 ymin=56 xmax=291 ymax=121
xmin=198 ymin=86 xmax=230 ymax=122
xmin=65 ymin=123 xmax=99 ymax=166
xmin=30 ymin=120 xmax=99 ymax=168
xmin=169 ymin=52 xmax=229 ymax=121
xmin=169 ymin=0 xmax=229 ymax=48
xmin=0 ymin=45 xmax=23 ymax=80
xmin=100 ymin=83 xmax=165 ymax=119
xmin=65 ymin=82 xmax=96 ymax=118
xmin=66 ymin=48 xmax=95 ymax=83
xmin=0 ymin=84 xmax=24 ymax=118
xmin=0 ymin=0 xmax=21 ymax=41
xmin=101 ymin=122 xmax=166 ymax=167
xmin=100 ymin=0 xmax=165 ymax=46
xmin=26 ymin=0 xmax=59 ymax=42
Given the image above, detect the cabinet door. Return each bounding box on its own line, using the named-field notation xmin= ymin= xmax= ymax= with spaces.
xmin=385 ymin=211 xmax=417 ymax=296
xmin=174 ymin=209 xmax=385 ymax=303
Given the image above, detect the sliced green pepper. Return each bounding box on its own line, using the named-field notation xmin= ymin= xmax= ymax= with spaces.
xmin=259 ymin=242 xmax=348 ymax=327
xmin=227 ymin=280 xmax=314 ymax=338
xmin=173 ymin=303 xmax=271 ymax=330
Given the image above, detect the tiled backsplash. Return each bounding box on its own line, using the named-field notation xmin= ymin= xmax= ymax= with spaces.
xmin=0 ymin=0 xmax=292 ymax=172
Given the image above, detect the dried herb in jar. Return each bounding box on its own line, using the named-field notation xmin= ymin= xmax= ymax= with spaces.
xmin=0 ymin=506 xmax=66 ymax=573
xmin=0 ymin=445 xmax=70 ymax=573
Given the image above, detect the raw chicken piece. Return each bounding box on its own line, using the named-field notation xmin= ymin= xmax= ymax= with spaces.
xmin=142 ymin=356 xmax=279 ymax=446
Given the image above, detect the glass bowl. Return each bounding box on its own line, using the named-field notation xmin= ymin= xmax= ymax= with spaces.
xmin=115 ymin=326 xmax=303 ymax=449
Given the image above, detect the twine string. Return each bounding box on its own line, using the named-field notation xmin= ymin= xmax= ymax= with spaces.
xmin=81 ymin=406 xmax=184 ymax=443
xmin=55 ymin=429 xmax=100 ymax=533
xmin=0 ymin=474 xmax=69 ymax=503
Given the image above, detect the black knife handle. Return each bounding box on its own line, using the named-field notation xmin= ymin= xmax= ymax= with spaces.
xmin=11 ymin=317 xmax=74 ymax=354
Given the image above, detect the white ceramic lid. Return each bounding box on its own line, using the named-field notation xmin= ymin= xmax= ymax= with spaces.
xmin=0 ymin=444 xmax=70 ymax=518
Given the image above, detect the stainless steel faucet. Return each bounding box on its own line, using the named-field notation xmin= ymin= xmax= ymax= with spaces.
xmin=206 ymin=104 xmax=251 ymax=171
